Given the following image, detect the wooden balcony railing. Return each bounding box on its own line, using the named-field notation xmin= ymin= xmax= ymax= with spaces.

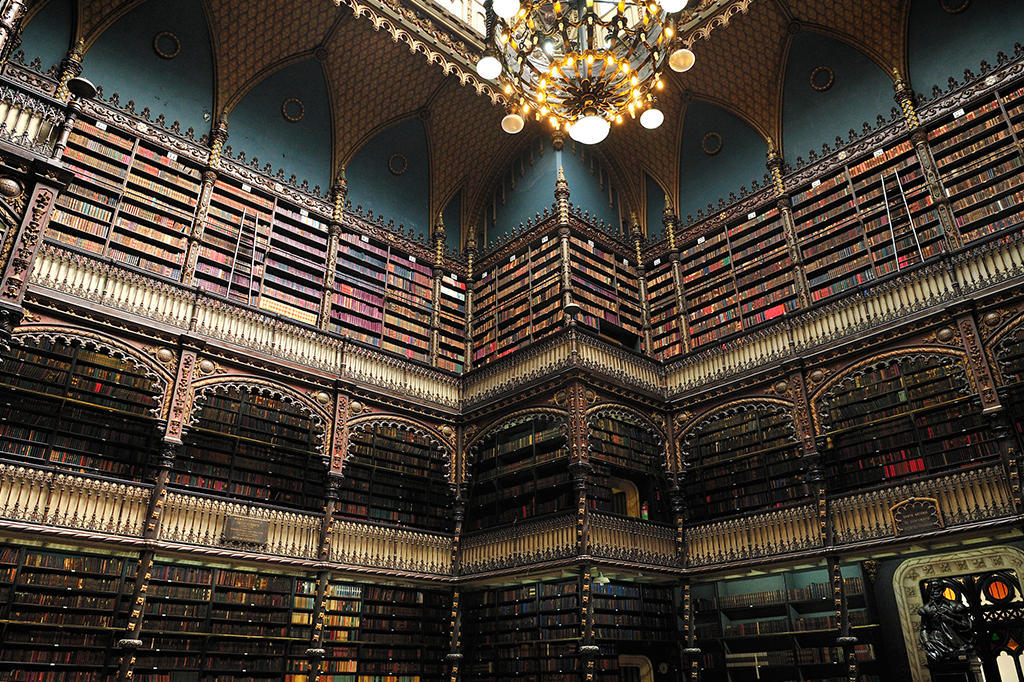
xmin=330 ymin=519 xmax=452 ymax=575
xmin=831 ymin=464 xmax=1014 ymax=545
xmin=0 ymin=81 xmax=64 ymax=157
xmin=160 ymin=491 xmax=322 ymax=560
xmin=461 ymin=512 xmax=576 ymax=574
xmin=685 ymin=503 xmax=821 ymax=567
xmin=0 ymin=463 xmax=150 ymax=536
xmin=588 ymin=512 xmax=677 ymax=566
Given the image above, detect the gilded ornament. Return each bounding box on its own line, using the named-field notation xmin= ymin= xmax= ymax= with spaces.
xmin=983 ymin=312 xmax=1001 ymax=327
xmin=936 ymin=327 xmax=956 ymax=343
xmin=197 ymin=359 xmax=216 ymax=375
xmin=773 ymin=380 xmax=789 ymax=395
xmin=808 ymin=369 xmax=825 ymax=384
xmin=0 ymin=178 xmax=22 ymax=198
xmin=440 ymin=425 xmax=455 ymax=438
xmin=155 ymin=347 xmax=175 ymax=364
xmin=350 ymin=401 xmax=364 ymax=414
xmin=315 ymin=391 xmax=331 ymax=405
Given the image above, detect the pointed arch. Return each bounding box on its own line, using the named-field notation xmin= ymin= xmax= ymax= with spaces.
xmin=223 ymin=57 xmax=333 ymax=189
xmin=987 ymin=309 xmax=1024 ymax=386
xmin=347 ymin=414 xmax=454 ymax=484
xmin=189 ymin=377 xmax=330 ymax=456
xmin=11 ymin=325 xmax=172 ymax=417
xmin=780 ymin=28 xmax=894 ymax=166
xmin=585 ymin=403 xmax=665 ymax=445
xmin=80 ymin=0 xmax=215 ymax=134
xmin=808 ymin=347 xmax=971 ymax=435
xmin=676 ymin=397 xmax=795 ymax=452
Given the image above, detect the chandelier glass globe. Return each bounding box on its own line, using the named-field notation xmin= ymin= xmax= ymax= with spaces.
xmin=485 ymin=0 xmax=695 ymax=141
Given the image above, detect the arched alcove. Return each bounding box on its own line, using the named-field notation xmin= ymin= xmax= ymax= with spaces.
xmin=908 ymin=0 xmax=1023 ymax=96
xmin=346 ymin=116 xmax=430 ymax=236
xmin=227 ymin=59 xmax=332 ymax=189
xmin=82 ymin=0 xmax=214 ymax=134
xmin=781 ymin=30 xmax=893 ymax=166
xmin=677 ymin=100 xmax=766 ymax=222
xmin=18 ymin=0 xmax=73 ymax=72
xmin=488 ymin=136 xmax=621 ymax=242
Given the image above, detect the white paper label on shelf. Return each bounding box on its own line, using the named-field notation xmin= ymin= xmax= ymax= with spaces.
xmin=450 ymin=273 xmax=457 ymax=281
xmin=953 ymin=108 xmax=965 ymax=118
xmin=409 ymin=255 xmax=416 ymax=263
xmin=811 ymin=179 xmax=821 ymax=188
xmin=483 ymin=271 xmax=489 ymax=278
xmin=587 ymin=239 xmax=594 ymax=247
xmin=510 ymin=255 xmax=516 ymax=262
xmin=541 ymin=235 xmax=549 ymax=243
xmin=242 ymin=184 xmax=252 ymax=192
xmin=300 ymin=209 xmax=308 ymax=217
xmin=873 ymin=149 xmax=884 ymax=158
xmin=697 ymin=236 xmax=705 ymax=244
xmin=748 ymin=212 xmax=757 ymax=220
xmin=653 ymin=258 xmax=661 ymax=266
xmin=95 ymin=121 xmax=107 ymax=130
xmin=360 ymin=235 xmax=369 ymax=243
xmin=166 ymin=152 xmax=178 ymax=161
xmin=623 ymin=259 xmax=629 ymax=266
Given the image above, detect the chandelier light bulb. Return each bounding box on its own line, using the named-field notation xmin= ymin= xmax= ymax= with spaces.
xmin=492 ymin=0 xmax=521 ymax=19
xmin=659 ymin=0 xmax=688 ymax=12
xmin=570 ymin=114 xmax=610 ymax=144
xmin=669 ymin=47 xmax=695 ymax=72
xmin=640 ymin=108 xmax=664 ymax=129
xmin=501 ymin=113 xmax=525 ymax=134
xmin=476 ymin=54 xmax=502 ymax=80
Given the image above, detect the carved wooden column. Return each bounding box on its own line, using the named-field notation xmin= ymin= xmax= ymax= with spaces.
xmin=829 ymin=556 xmax=859 ymax=682
xmin=579 ymin=565 xmax=599 ymax=682
xmin=565 ymin=380 xmax=591 ymax=554
xmin=768 ymin=142 xmax=811 ymax=308
xmin=429 ymin=213 xmax=446 ymax=367
xmin=786 ymin=364 xmax=829 ymax=547
xmin=116 ymin=345 xmax=199 ymax=682
xmin=956 ymin=312 xmax=1002 ymax=413
xmin=664 ymin=414 xmax=686 ymax=565
xmin=55 ymin=40 xmax=83 ymax=102
xmin=306 ymin=475 xmax=340 ymax=682
xmin=318 ymin=171 xmax=346 ymax=329
xmin=680 ymin=580 xmax=701 ymax=682
xmin=555 ymin=167 xmax=582 ymax=319
xmin=445 ymin=587 xmax=463 ymax=682
xmin=182 ymin=116 xmax=228 ymax=286
xmin=463 ymin=233 xmax=477 ymax=371
xmin=892 ymin=69 xmax=962 ymax=250
xmin=0 ymin=168 xmax=62 ymax=350
xmin=662 ymin=198 xmax=692 ymax=352
xmin=631 ymin=216 xmax=653 ymax=354
xmin=0 ymin=0 xmax=27 ymax=64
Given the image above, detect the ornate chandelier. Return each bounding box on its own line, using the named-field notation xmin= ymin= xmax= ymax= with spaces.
xmin=476 ymin=0 xmax=696 ymax=144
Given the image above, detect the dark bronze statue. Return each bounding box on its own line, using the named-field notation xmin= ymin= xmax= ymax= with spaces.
xmin=918 ymin=583 xmax=976 ymax=665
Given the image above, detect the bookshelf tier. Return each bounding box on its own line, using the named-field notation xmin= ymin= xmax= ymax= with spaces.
xmin=0 ymin=337 xmax=160 ymax=480
xmin=336 ymin=424 xmax=451 ymax=531
xmin=177 ymin=389 xmax=325 ymax=510
xmin=682 ymin=405 xmax=806 ymax=523
xmin=818 ymin=356 xmax=998 ymax=493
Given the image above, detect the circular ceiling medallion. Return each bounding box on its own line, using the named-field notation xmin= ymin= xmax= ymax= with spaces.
xmin=388 ymin=153 xmax=408 ymax=176
xmin=282 ymin=98 xmax=304 ymax=122
xmin=418 ymin=107 xmax=432 ymax=121
xmin=941 ymin=0 xmax=971 ymax=14
xmin=810 ymin=65 xmax=835 ymax=92
xmin=153 ymin=32 xmax=180 ymax=59
xmin=701 ymin=132 xmax=723 ymax=156
xmin=314 ymin=46 xmax=329 ymax=62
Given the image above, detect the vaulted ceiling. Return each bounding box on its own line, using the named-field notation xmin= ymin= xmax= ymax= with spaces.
xmin=52 ymin=0 xmax=923 ymax=233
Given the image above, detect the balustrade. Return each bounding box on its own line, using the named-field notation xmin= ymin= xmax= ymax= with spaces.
xmin=460 ymin=512 xmax=576 ymax=574
xmin=0 ymin=82 xmax=64 ymax=157
xmin=330 ymin=518 xmax=452 ymax=574
xmin=0 ymin=463 xmax=149 ymax=536
xmin=588 ymin=512 xmax=677 ymax=566
xmin=831 ymin=464 xmax=1014 ymax=545
xmin=686 ymin=503 xmax=820 ymax=567
xmin=160 ymin=492 xmax=321 ymax=559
